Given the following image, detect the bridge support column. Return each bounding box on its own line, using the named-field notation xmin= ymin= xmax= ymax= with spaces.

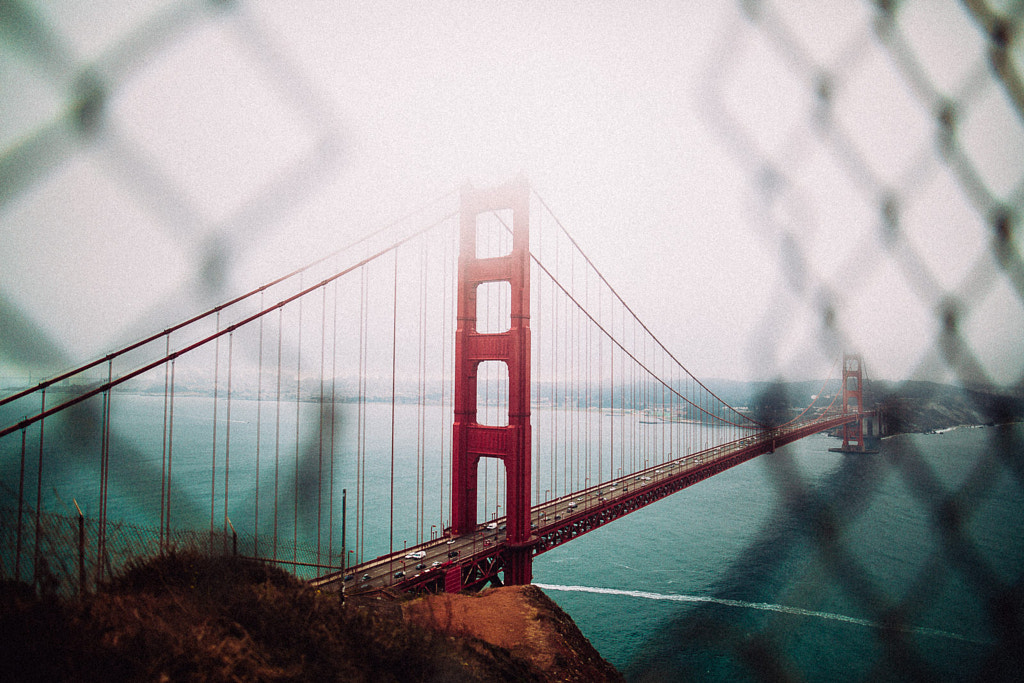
xmin=841 ymin=353 xmax=864 ymax=451
xmin=836 ymin=353 xmax=877 ymax=453
xmin=452 ymin=178 xmax=534 ymax=586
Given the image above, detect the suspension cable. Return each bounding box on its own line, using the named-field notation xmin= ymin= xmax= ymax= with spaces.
xmin=0 ymin=188 xmax=460 ymax=409
xmin=532 ymin=191 xmax=763 ymax=427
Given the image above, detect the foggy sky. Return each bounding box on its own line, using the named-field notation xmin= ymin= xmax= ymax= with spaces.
xmin=2 ymin=1 xmax=1022 ymax=388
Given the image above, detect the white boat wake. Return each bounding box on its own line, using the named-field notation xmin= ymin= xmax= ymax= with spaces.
xmin=533 ymin=584 xmax=989 ymax=645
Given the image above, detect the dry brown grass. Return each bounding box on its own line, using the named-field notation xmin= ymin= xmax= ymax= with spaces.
xmin=0 ymin=553 xmax=544 ymax=682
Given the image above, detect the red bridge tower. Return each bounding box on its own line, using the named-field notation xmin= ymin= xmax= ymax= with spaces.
xmin=451 ymin=178 xmax=534 ymax=585
xmin=841 ymin=353 xmax=865 ymax=451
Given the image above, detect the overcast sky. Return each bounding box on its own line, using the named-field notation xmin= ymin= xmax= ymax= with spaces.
xmin=2 ymin=1 xmax=1022 ymax=387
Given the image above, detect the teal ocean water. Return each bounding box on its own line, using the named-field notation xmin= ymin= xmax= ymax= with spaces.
xmin=3 ymin=394 xmax=1022 ymax=679
xmin=533 ymin=424 xmax=1024 ymax=681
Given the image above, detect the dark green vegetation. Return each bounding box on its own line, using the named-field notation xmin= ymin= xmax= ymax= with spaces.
xmin=0 ymin=553 xmax=543 ymax=682
xmin=870 ymin=380 xmax=1024 ymax=434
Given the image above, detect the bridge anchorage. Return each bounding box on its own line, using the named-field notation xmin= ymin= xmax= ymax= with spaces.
xmin=313 ymin=179 xmax=873 ymax=597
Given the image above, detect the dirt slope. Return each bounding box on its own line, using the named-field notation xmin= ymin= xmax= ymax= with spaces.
xmin=403 ymin=584 xmax=623 ymax=682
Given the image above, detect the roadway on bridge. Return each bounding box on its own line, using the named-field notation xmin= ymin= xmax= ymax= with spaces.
xmin=314 ymin=413 xmax=863 ymax=594
xmin=319 ymin=462 xmax=681 ymax=593
xmin=313 ymin=414 xmax=862 ymax=595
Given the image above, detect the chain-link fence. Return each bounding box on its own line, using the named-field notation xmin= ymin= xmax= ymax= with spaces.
xmin=648 ymin=1 xmax=1024 ymax=679
xmin=0 ymin=502 xmax=334 ymax=597
xmin=702 ymin=0 xmax=1023 ymax=390
xmin=2 ymin=0 xmax=1023 ymax=680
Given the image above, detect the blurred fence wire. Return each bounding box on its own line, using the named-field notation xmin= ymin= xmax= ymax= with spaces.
xmin=0 ymin=0 xmax=343 ymax=376
xmin=702 ymin=1 xmax=1023 ymax=387
xmin=2 ymin=0 xmax=347 ymax=589
xmin=663 ymin=0 xmax=1024 ymax=679
xmin=0 ymin=502 xmax=333 ymax=595
xmin=1 ymin=0 xmax=1024 ymax=680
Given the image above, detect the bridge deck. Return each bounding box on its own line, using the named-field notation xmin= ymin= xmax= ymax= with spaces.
xmin=312 ymin=413 xmax=861 ymax=595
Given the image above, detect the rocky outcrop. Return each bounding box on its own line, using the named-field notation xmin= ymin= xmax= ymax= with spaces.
xmin=403 ymin=584 xmax=622 ymax=682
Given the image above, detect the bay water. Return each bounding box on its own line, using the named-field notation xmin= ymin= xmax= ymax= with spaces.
xmin=3 ymin=392 xmax=1021 ymax=680
xmin=534 ymin=423 xmax=1024 ymax=681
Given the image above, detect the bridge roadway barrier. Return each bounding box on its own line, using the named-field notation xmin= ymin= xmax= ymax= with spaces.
xmin=313 ymin=413 xmax=862 ymax=595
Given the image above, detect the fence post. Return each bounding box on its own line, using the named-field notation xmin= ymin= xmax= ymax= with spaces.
xmin=228 ymin=518 xmax=237 ymax=557
xmin=74 ymin=499 xmax=85 ymax=597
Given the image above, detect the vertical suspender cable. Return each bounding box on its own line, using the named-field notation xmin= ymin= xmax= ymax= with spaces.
xmin=701 ymin=384 xmax=706 ymax=451
xmin=417 ymin=238 xmax=427 ymax=542
xmin=317 ymin=286 xmax=327 ymax=566
xmin=585 ymin=262 xmax=591 ymax=491
xmin=570 ymin=251 xmax=576 ymax=493
xmin=572 ymin=250 xmax=578 ymax=492
xmin=661 ymin=350 xmax=666 ymax=464
xmin=548 ymin=259 xmax=554 ymax=499
xmin=294 ymin=284 xmax=304 ymax=566
xmin=16 ymin=429 xmax=26 ymax=580
xmin=533 ymin=255 xmax=540 ymax=505
xmin=211 ymin=312 xmax=220 ymax=551
xmin=578 ymin=254 xmax=583 ymax=490
xmin=224 ymin=332 xmax=234 ymax=553
xmin=610 ymin=289 xmax=614 ymax=483
xmin=551 ymin=235 xmax=558 ymax=499
xmin=329 ymin=278 xmax=339 ymax=562
xmin=671 ymin=362 xmax=676 ymax=460
xmin=254 ymin=292 xmax=265 ymax=557
xmin=643 ymin=335 xmax=648 ymax=468
xmin=606 ymin=297 xmax=613 ymax=481
xmin=621 ymin=304 xmax=626 ymax=475
xmin=561 ymin=236 xmax=568 ymax=496
xmin=160 ymin=335 xmax=170 ymax=552
xmin=566 ymin=250 xmax=572 ymax=493
xmin=599 ymin=287 xmax=604 ymax=484
xmin=355 ymin=272 xmax=363 ymax=563
xmin=564 ymin=252 xmax=570 ymax=494
xmin=95 ymin=386 xmax=104 ymax=581
xmin=389 ymin=250 xmax=398 ymax=569
xmin=647 ymin=335 xmax=652 ymax=464
xmin=274 ymin=307 xmax=283 ymax=560
xmin=532 ymin=218 xmax=540 ymax=506
xmin=167 ymin=360 xmax=176 ymax=552
xmin=99 ymin=367 xmax=111 ymax=581
xmin=626 ymin=317 xmax=634 ymax=473
xmin=439 ymin=223 xmax=449 ymax=530
xmin=420 ymin=237 xmax=428 ymax=539
xmin=357 ymin=267 xmax=367 ymax=563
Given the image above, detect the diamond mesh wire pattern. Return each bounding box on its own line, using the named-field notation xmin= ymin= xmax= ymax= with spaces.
xmin=1 ymin=0 xmax=1023 ymax=679
xmin=660 ymin=1 xmax=1024 ymax=679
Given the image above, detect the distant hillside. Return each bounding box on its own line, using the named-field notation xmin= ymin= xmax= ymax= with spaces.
xmin=704 ymin=378 xmax=1024 ymax=434
xmin=868 ymin=380 xmax=1024 ymax=434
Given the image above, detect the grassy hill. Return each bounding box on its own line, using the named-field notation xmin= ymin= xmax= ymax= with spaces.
xmin=1 ymin=552 xmax=620 ymax=682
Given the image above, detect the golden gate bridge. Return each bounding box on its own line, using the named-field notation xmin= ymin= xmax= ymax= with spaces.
xmin=0 ymin=179 xmax=873 ymax=595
